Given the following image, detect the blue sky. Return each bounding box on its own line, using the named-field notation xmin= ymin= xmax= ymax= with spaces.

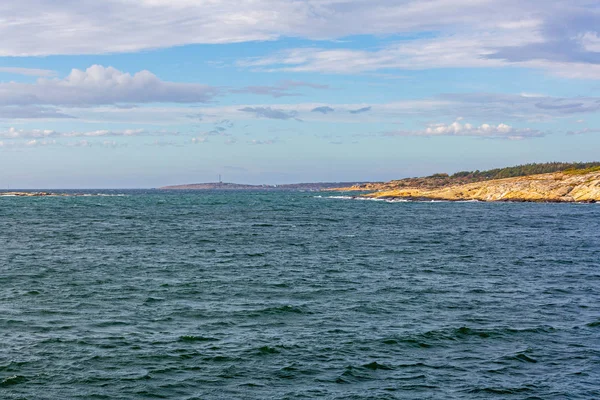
xmin=1 ymin=0 xmax=600 ymax=188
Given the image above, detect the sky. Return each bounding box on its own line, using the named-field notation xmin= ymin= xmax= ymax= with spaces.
xmin=1 ymin=0 xmax=600 ymax=188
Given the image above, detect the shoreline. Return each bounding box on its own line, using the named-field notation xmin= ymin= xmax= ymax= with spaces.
xmin=327 ymin=194 xmax=598 ymax=204
xmin=331 ymin=170 xmax=600 ymax=203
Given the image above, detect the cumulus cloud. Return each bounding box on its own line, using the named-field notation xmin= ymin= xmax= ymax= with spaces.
xmin=349 ymin=106 xmax=372 ymax=114
xmin=0 ymin=65 xmax=218 ymax=107
xmin=384 ymin=121 xmax=545 ymax=139
xmin=311 ymin=106 xmax=335 ymax=114
xmin=238 ymin=106 xmax=299 ymax=120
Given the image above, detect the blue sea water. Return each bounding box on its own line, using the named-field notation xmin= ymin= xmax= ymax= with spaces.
xmin=1 ymin=190 xmax=599 ymax=399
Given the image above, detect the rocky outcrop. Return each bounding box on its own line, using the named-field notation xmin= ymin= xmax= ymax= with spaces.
xmin=366 ymin=171 xmax=600 ymax=202
xmin=0 ymin=192 xmax=79 ymax=197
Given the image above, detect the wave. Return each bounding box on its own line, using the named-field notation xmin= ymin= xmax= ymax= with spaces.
xmin=382 ymin=326 xmax=556 ymax=347
xmin=316 ymin=195 xmax=410 ymax=202
xmin=362 ymin=361 xmax=394 ymax=371
xmin=315 ymin=195 xmax=470 ymax=203
xmin=0 ymin=375 xmax=28 ymax=387
xmin=179 ymin=335 xmax=219 ymax=342
xmin=247 ymin=304 xmax=311 ymax=317
xmin=468 ymin=386 xmax=535 ymax=394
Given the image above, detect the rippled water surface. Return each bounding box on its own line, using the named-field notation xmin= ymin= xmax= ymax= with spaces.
xmin=1 ymin=190 xmax=599 ymax=399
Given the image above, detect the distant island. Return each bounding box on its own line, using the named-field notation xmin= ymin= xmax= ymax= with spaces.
xmin=331 ymin=162 xmax=600 ymax=203
xmin=159 ymin=182 xmax=373 ymax=191
xmin=0 ymin=192 xmax=73 ymax=197
xmin=5 ymin=162 xmax=600 ymax=202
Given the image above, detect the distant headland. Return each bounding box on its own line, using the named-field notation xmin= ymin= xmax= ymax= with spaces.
xmin=159 ymin=182 xmax=372 ymax=191
xmin=4 ymin=162 xmax=600 ymax=202
xmin=331 ymin=162 xmax=600 ymax=203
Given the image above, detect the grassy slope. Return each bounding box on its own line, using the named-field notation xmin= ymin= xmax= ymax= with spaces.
xmin=341 ymin=162 xmax=600 ymax=192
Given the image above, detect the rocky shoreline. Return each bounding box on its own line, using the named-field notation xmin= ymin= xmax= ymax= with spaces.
xmin=0 ymin=192 xmax=75 ymax=197
xmin=337 ymin=170 xmax=600 ymax=203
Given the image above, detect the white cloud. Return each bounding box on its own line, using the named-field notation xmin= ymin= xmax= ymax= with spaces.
xmin=0 ymin=105 xmax=73 ymax=119
xmin=567 ymin=128 xmax=600 ymax=135
xmin=385 ymin=120 xmax=545 ymax=139
xmin=0 ymin=65 xmax=218 ymax=106
xmin=0 ymin=67 xmax=56 ymax=77
xmin=0 ymin=127 xmax=150 ymax=139
xmin=0 ymin=136 xmax=127 ymax=149
xmin=147 ymin=140 xmax=178 ymax=147
xmin=238 ymin=107 xmax=300 ymax=120
xmin=579 ymin=32 xmax=600 ymax=52
xmin=239 ymin=32 xmax=600 ymax=79
xmin=0 ymin=139 xmax=56 ymax=148
xmin=0 ymin=0 xmax=545 ymax=56
xmin=65 ymin=140 xmax=123 ymax=148
xmin=67 ymin=140 xmax=93 ymax=148
xmin=248 ymin=139 xmax=278 ymax=145
xmin=59 ymin=91 xmax=600 ymax=127
xmin=25 ymin=139 xmax=57 ymax=147
xmin=0 ymin=127 xmax=57 ymax=139
xmin=0 ymin=1 xmax=598 ymax=81
xmin=239 ymin=35 xmax=515 ymax=73
xmin=232 ymin=80 xmax=329 ymax=97
xmin=61 ymin=129 xmax=146 ymax=138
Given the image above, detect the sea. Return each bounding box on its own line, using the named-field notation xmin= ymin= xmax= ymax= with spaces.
xmin=1 ymin=190 xmax=599 ymax=399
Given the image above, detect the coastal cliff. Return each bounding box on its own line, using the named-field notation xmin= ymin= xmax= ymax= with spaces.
xmin=365 ymin=170 xmax=600 ymax=202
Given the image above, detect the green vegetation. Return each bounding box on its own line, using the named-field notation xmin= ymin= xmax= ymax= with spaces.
xmin=448 ymin=162 xmax=600 ymax=180
xmin=382 ymin=162 xmax=600 ymax=191
xmin=563 ymin=165 xmax=600 ymax=175
xmin=346 ymin=162 xmax=600 ymax=192
xmin=429 ymin=173 xmax=450 ymax=178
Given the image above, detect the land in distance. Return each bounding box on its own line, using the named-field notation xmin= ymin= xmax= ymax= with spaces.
xmin=159 ymin=182 xmax=374 ymax=191
xmin=331 ymin=162 xmax=600 ymax=203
